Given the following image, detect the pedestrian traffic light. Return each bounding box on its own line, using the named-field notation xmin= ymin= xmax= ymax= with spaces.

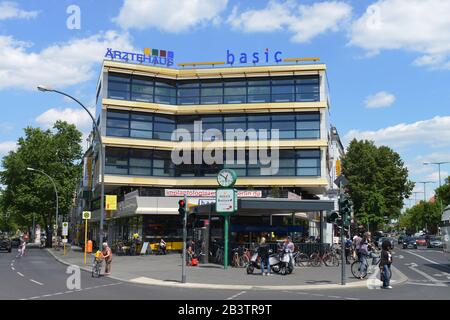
xmin=178 ymin=199 xmax=186 ymax=216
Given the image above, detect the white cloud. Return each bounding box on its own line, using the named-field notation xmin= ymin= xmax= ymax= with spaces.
xmin=0 ymin=1 xmax=39 ymax=20
xmin=0 ymin=140 xmax=17 ymax=157
xmin=36 ymin=107 xmax=96 ymax=130
xmin=349 ymin=0 xmax=450 ymax=69
xmin=228 ymin=1 xmax=352 ymax=43
xmin=364 ymin=91 xmax=395 ymax=108
xmin=114 ymin=0 xmax=228 ymax=32
xmin=344 ymin=116 xmax=450 ymax=149
xmin=424 ymin=171 xmax=448 ymax=184
xmin=0 ymin=30 xmax=135 ymax=91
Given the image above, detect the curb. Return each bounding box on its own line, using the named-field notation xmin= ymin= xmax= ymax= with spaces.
xmin=46 ymin=249 xmax=409 ymax=291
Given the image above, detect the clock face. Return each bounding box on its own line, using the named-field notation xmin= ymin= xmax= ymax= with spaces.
xmin=217 ymin=169 xmax=236 ymax=187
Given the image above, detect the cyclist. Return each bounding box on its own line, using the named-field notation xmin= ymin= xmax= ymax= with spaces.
xmin=358 ymin=236 xmax=370 ymax=279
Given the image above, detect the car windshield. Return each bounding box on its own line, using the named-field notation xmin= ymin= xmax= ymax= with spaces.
xmin=431 ymin=237 xmax=441 ymax=241
xmin=417 ymin=237 xmax=425 ymax=240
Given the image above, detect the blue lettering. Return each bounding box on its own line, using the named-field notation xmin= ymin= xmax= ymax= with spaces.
xmin=239 ymin=53 xmax=247 ymax=64
xmin=152 ymin=56 xmax=159 ymax=64
xmin=264 ymin=48 xmax=269 ymax=63
xmin=227 ymin=49 xmax=235 ymax=65
xmin=113 ymin=50 xmax=122 ymax=60
xmin=167 ymin=58 xmax=174 ymax=67
xmin=252 ymin=52 xmax=259 ymax=64
xmin=105 ymin=48 xmax=113 ymax=59
xmin=274 ymin=51 xmax=282 ymax=63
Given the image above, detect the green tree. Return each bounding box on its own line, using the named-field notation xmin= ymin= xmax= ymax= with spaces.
xmin=0 ymin=121 xmax=82 ymax=245
xmin=342 ymin=139 xmax=414 ymax=232
xmin=435 ymin=176 xmax=450 ymax=208
xmin=399 ymin=201 xmax=441 ymax=234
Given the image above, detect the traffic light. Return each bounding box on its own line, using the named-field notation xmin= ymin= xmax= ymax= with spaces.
xmin=339 ymin=194 xmax=352 ymax=226
xmin=327 ymin=210 xmax=341 ymax=224
xmin=178 ymin=199 xmax=186 ymax=216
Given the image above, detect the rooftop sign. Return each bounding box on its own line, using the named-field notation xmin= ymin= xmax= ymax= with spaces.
xmin=104 ymin=47 xmax=175 ymax=67
xmin=226 ymin=48 xmax=282 ymax=65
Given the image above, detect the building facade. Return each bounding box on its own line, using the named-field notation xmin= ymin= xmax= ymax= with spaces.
xmin=74 ymin=58 xmax=338 ymax=249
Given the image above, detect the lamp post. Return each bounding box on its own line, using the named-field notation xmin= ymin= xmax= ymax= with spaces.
xmin=423 ymin=162 xmax=450 ymax=188
xmin=416 ymin=181 xmax=435 ymax=232
xmin=27 ymin=167 xmax=59 ymax=244
xmin=37 ymin=85 xmax=105 ymax=249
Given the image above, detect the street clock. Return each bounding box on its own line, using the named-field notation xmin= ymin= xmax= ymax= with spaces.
xmin=217 ymin=169 xmax=237 ymax=187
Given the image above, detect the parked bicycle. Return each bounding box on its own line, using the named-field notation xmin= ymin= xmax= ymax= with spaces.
xmin=293 ymin=250 xmax=310 ymax=267
xmin=309 ymin=247 xmax=340 ymax=267
xmin=231 ymin=246 xmax=250 ymax=268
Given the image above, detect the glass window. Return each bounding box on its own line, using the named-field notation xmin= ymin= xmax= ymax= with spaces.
xmin=248 ymin=122 xmax=270 ymax=130
xmin=224 ymin=87 xmax=246 ymax=95
xmin=274 ymin=168 xmax=296 ymax=176
xmin=109 ymin=82 xmax=130 ymax=92
xmin=131 ymin=113 xmax=153 ymax=121
xmin=271 ymin=85 xmax=294 ymax=94
xmin=130 ymin=121 xmax=152 ymax=131
xmin=106 ymin=128 xmax=129 ymax=137
xmin=247 ymin=79 xmax=270 ymax=86
xmin=152 ymin=131 xmax=173 ymax=140
xmin=248 ymin=95 xmax=270 ymax=103
xmin=105 ymin=166 xmax=128 ymax=175
xmin=224 ymin=123 xmax=247 ymax=130
xmin=178 ymin=96 xmax=200 ymax=105
xmin=224 ymin=115 xmax=246 ymax=122
xmin=247 ymin=114 xmax=270 ymax=121
xmin=297 ymin=113 xmax=320 ymax=121
xmin=201 ymin=87 xmax=223 ymax=96
xmin=154 ymin=122 xmax=175 ymax=132
xmin=297 ymin=130 xmax=320 ymax=139
xmin=224 ymin=80 xmax=246 ymax=87
xmin=297 ymin=158 xmax=320 ymax=167
xmin=108 ymin=110 xmax=129 ymax=119
xmin=154 ymin=95 xmax=176 ymax=104
xmin=108 ymin=90 xmax=129 ymax=100
xmin=109 ymin=73 xmax=130 ymax=82
xmin=130 ymin=130 xmax=152 ymax=139
xmin=272 ymin=93 xmax=294 ymax=102
xmin=271 ymin=114 xmax=292 ymax=121
xmin=278 ymin=131 xmax=295 ymax=139
xmin=297 ymin=121 xmax=320 ymax=130
xmin=272 ymin=121 xmax=295 ymax=130
xmin=129 ymin=167 xmax=151 ymax=176
xmin=131 ymin=93 xmax=153 ymax=102
xmin=107 ymin=119 xmax=129 ymax=129
xmin=154 ymin=115 xmax=175 ymax=123
xmin=178 ymin=88 xmax=199 ymax=97
xmin=201 ymin=96 xmax=223 ymax=104
xmin=248 ymin=86 xmax=270 ymax=95
xmin=298 ymin=150 xmax=321 ymax=158
xmin=178 ymin=81 xmax=199 ymax=88
xmin=297 ymin=168 xmax=320 ymax=176
xmin=224 ymin=95 xmax=246 ymax=104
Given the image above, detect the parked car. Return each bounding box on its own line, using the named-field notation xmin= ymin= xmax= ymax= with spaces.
xmin=416 ymin=236 xmax=427 ymax=246
xmin=402 ymin=237 xmax=418 ymax=249
xmin=428 ymin=236 xmax=443 ymax=248
xmin=10 ymin=238 xmax=20 ymax=248
xmin=0 ymin=237 xmax=12 ymax=253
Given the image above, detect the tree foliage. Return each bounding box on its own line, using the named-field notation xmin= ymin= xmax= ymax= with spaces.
xmin=399 ymin=201 xmax=441 ymax=235
xmin=342 ymin=139 xmax=414 ymax=231
xmin=0 ymin=121 xmax=82 ymax=238
xmin=435 ymin=176 xmax=450 ymax=208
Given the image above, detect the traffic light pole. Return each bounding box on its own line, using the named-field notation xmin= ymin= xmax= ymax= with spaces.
xmin=182 ymin=195 xmax=187 ymax=283
xmin=340 ymin=181 xmax=346 ymax=286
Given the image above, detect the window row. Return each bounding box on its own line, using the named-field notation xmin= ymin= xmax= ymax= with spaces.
xmin=106 ymin=110 xmax=321 ymax=140
xmin=107 ymin=73 xmax=320 ymax=105
xmin=105 ymin=148 xmax=322 ymax=177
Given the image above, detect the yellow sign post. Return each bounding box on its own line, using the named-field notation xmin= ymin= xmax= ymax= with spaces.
xmin=82 ymin=211 xmax=91 ymax=265
xmin=336 ymin=159 xmax=341 ymax=177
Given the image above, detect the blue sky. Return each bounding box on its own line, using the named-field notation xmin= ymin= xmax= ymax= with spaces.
xmin=1 ymin=0 xmax=450 ymax=206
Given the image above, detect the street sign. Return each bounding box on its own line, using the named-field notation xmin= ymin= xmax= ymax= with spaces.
xmin=105 ymin=195 xmax=117 ymax=210
xmin=82 ymin=211 xmax=91 ymax=220
xmin=216 ymin=189 xmax=237 ymax=214
xmin=62 ymin=222 xmax=69 ymax=236
xmin=334 ymin=174 xmax=349 ymax=187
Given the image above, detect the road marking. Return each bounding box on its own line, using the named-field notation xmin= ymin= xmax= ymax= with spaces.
xmin=328 ymin=295 xmax=342 ymax=299
xmin=406 ymin=264 xmax=447 ymax=287
xmin=345 ymin=297 xmax=359 ymax=300
xmin=311 ymin=293 xmax=324 ymax=297
xmin=403 ymin=250 xmax=445 ymax=266
xmin=11 ymin=267 xmax=15 ymax=271
xmin=30 ymin=279 xmax=43 ymax=286
xmin=407 ymin=282 xmax=447 ymax=287
xmin=17 ymin=272 xmax=24 ymax=277
xmin=226 ymin=291 xmax=246 ymax=300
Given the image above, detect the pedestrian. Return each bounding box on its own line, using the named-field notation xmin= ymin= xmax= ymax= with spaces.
xmin=159 ymin=238 xmax=166 ymax=255
xmin=257 ymin=237 xmax=271 ymax=276
xmin=102 ymin=242 xmax=112 ymax=276
xmin=380 ymin=239 xmax=393 ymax=289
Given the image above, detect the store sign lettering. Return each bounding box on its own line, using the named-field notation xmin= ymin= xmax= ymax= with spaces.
xmin=226 ymin=48 xmax=282 ymax=65
xmin=105 ymin=48 xmax=174 ymax=67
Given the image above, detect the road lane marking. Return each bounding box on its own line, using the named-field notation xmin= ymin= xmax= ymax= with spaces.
xmin=406 ymin=264 xmax=447 ymax=287
xmin=11 ymin=267 xmax=15 ymax=271
xmin=226 ymin=291 xmax=246 ymax=300
xmin=30 ymin=279 xmax=43 ymax=286
xmin=17 ymin=272 xmax=24 ymax=277
xmin=403 ymin=250 xmax=445 ymax=265
xmin=328 ymin=295 xmax=342 ymax=299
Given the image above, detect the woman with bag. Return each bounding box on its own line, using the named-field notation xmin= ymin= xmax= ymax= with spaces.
xmin=380 ymin=239 xmax=393 ymax=289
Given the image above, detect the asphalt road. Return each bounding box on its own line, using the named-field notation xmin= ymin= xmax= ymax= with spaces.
xmin=0 ymin=246 xmax=449 ymax=300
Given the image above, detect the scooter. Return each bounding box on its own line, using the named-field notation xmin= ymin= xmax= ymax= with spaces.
xmin=270 ymin=249 xmax=294 ymax=275
xmin=246 ymin=249 xmax=277 ymax=274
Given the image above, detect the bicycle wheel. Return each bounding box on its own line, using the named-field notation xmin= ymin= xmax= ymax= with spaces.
xmin=351 ymin=260 xmax=368 ymax=279
xmin=332 ymin=254 xmax=340 ymax=267
xmin=309 ymin=253 xmax=321 ymax=267
xmin=295 ymin=253 xmax=309 ymax=267
xmin=323 ymin=252 xmax=333 ymax=266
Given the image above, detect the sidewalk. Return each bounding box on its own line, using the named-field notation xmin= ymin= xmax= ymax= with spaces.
xmin=47 ymin=248 xmax=408 ymax=290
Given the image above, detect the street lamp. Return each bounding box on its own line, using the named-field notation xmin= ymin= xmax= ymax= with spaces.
xmin=423 ymin=162 xmax=450 ymax=188
xmin=38 ymin=85 xmax=105 ymax=249
xmin=416 ymin=181 xmax=435 ymax=232
xmin=27 ymin=167 xmax=59 ymax=244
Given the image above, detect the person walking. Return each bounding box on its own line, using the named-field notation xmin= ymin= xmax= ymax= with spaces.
xmin=380 ymin=239 xmax=393 ymax=289
xmin=344 ymin=235 xmax=352 ymax=264
xmin=358 ymin=236 xmax=369 ymax=279
xmin=257 ymin=237 xmax=271 ymax=276
xmin=102 ymin=242 xmax=113 ymax=276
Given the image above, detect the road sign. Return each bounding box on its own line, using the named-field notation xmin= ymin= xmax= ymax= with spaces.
xmin=82 ymin=211 xmax=91 ymax=220
xmin=105 ymin=195 xmax=117 ymax=210
xmin=216 ymin=189 xmax=237 ymax=214
xmin=334 ymin=174 xmax=349 ymax=187
xmin=62 ymin=222 xmax=69 ymax=236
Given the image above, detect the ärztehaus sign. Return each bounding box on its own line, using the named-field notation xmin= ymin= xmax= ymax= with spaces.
xmin=104 ymin=47 xmax=175 ymax=67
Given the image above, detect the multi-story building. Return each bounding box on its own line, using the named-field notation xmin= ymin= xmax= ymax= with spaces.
xmin=74 ymin=57 xmax=337 ymax=248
